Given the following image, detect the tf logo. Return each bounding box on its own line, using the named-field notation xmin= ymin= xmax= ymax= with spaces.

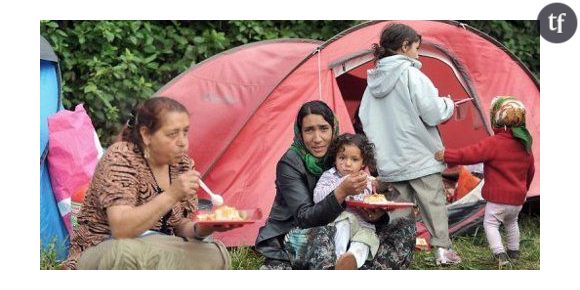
xmin=539 ymin=2 xmax=577 ymax=43
xmin=549 ymin=12 xmax=567 ymax=33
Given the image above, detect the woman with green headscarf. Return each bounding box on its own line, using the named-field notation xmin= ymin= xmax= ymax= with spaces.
xmin=255 ymin=100 xmax=416 ymax=270
xmin=435 ymin=96 xmax=535 ymax=266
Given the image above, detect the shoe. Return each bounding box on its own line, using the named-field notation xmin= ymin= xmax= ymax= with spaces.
xmin=435 ymin=247 xmax=462 ymax=265
xmin=507 ymin=250 xmax=520 ymax=261
xmin=335 ymin=252 xmax=357 ymax=270
xmin=494 ymin=252 xmax=510 ymax=266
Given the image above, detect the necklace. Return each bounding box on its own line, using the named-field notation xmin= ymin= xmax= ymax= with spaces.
xmin=145 ymin=159 xmax=173 ymax=235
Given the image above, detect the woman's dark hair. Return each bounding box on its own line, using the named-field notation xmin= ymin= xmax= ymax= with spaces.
xmin=372 ymin=23 xmax=422 ymax=60
xmin=296 ymin=100 xmax=335 ymax=134
xmin=121 ymin=96 xmax=189 ymax=150
xmin=325 ymin=133 xmax=376 ymax=172
xmin=353 ymin=106 xmax=365 ymax=136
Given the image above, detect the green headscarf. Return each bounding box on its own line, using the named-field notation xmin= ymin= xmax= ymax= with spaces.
xmin=490 ymin=96 xmax=533 ymax=153
xmin=289 ymin=112 xmax=339 ymax=177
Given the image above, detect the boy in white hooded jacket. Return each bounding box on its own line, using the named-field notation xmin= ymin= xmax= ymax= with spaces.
xmin=358 ymin=23 xmax=460 ymax=265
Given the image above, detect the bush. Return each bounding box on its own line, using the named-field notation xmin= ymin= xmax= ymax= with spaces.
xmin=40 ymin=20 xmax=358 ymax=145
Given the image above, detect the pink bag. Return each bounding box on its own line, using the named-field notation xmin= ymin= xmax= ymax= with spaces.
xmin=47 ymin=104 xmax=100 ymax=234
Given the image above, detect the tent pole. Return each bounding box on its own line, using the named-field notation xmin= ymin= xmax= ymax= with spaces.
xmin=317 ymin=48 xmax=322 ymax=100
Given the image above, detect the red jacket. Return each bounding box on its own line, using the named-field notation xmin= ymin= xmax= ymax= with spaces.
xmin=444 ymin=128 xmax=535 ymax=205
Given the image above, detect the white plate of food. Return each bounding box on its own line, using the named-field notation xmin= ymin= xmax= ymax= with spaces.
xmin=193 ymin=206 xmax=262 ymax=226
xmin=345 ymin=194 xmax=415 ymax=211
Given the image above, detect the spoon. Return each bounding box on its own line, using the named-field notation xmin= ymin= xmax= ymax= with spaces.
xmin=177 ymin=161 xmax=224 ymax=207
xmin=198 ymin=179 xmax=224 ymax=207
xmin=454 ymin=97 xmax=474 ymax=106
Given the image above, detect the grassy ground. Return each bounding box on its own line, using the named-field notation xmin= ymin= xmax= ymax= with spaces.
xmin=409 ymin=214 xmax=540 ymax=270
xmin=41 ymin=214 xmax=539 ymax=270
xmin=40 ymin=241 xmax=61 ymax=270
xmin=229 ymin=214 xmax=540 ymax=270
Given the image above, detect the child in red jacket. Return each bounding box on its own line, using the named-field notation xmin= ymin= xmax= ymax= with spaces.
xmin=435 ymin=96 xmax=535 ymax=266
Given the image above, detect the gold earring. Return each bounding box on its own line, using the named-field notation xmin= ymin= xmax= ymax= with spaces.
xmin=144 ymin=146 xmax=151 ymax=160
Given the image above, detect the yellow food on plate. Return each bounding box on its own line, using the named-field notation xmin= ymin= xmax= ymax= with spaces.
xmin=197 ymin=206 xmax=244 ymax=221
xmin=363 ymin=193 xmax=388 ymax=204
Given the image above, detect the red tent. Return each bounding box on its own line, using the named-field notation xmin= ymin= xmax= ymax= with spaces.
xmin=155 ymin=21 xmax=540 ymax=247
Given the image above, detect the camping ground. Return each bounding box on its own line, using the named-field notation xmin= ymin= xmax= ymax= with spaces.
xmin=42 ymin=213 xmax=539 ymax=270
xmin=231 ymin=213 xmax=540 ymax=270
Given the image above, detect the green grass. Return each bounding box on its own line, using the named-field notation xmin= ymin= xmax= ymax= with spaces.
xmin=229 ymin=214 xmax=540 ymax=270
xmin=409 ymin=214 xmax=540 ymax=270
xmin=40 ymin=214 xmax=539 ymax=270
xmin=230 ymin=245 xmax=265 ymax=270
xmin=40 ymin=240 xmax=61 ymax=270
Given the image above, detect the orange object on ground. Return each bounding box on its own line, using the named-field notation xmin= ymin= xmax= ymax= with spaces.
xmin=455 ymin=166 xmax=481 ymax=200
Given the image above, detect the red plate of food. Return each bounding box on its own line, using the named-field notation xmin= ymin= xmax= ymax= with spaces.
xmin=346 ymin=194 xmax=415 ymax=211
xmin=193 ymin=206 xmax=262 ymax=226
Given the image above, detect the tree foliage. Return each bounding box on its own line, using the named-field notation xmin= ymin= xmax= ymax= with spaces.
xmin=40 ymin=20 xmax=539 ymax=146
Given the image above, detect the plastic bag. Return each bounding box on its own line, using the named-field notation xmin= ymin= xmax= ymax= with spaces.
xmin=47 ymin=104 xmax=100 ymax=234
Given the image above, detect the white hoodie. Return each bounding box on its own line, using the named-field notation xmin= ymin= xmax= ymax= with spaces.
xmin=359 ymin=55 xmax=454 ymax=182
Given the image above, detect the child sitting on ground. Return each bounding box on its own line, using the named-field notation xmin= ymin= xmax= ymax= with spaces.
xmin=313 ymin=133 xmax=380 ymax=270
xmin=435 ymin=96 xmax=535 ymax=266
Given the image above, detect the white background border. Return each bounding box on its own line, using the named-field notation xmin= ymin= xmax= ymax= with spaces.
xmin=2 ymin=0 xmax=578 ymax=288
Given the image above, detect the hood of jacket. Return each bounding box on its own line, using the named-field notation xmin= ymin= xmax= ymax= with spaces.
xmin=367 ymin=55 xmax=422 ymax=99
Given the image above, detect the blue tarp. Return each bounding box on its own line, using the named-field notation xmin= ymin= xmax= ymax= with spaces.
xmin=40 ymin=43 xmax=69 ymax=260
xmin=40 ymin=60 xmax=59 ymax=156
